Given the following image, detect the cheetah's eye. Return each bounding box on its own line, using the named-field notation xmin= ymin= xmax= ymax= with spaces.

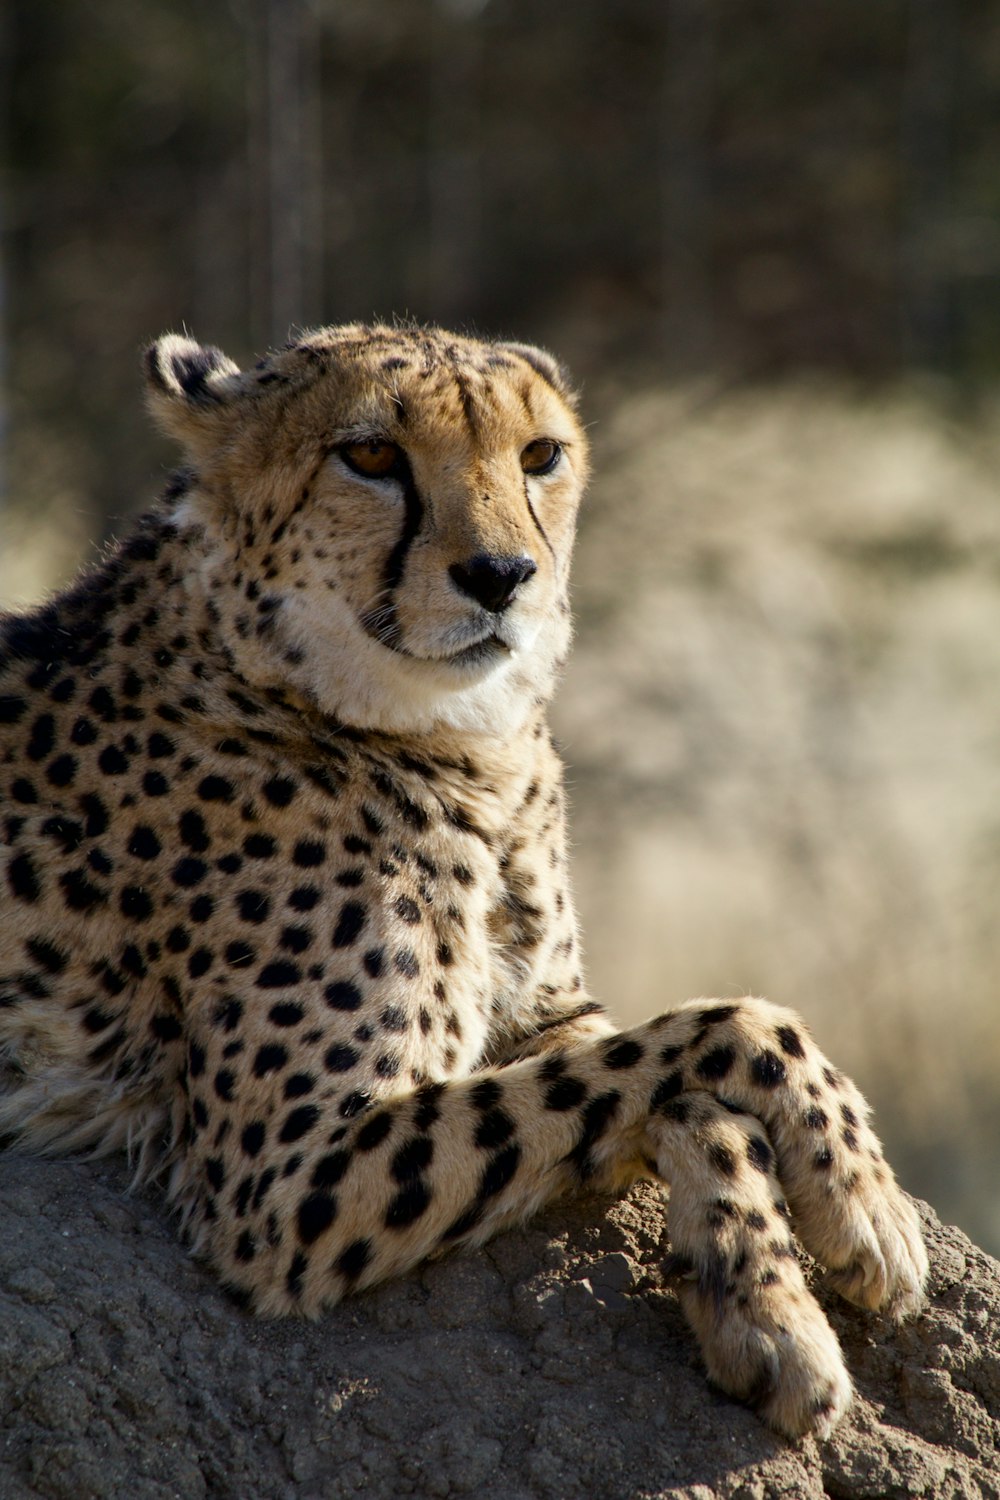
xmin=340 ymin=438 xmax=403 ymax=479
xmin=520 ymin=439 xmax=562 ymax=476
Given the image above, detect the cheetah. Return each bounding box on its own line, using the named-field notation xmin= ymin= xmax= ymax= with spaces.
xmin=0 ymin=323 xmax=926 ymax=1438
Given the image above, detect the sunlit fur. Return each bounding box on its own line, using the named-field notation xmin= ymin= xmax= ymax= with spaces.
xmin=0 ymin=324 xmax=926 ymax=1443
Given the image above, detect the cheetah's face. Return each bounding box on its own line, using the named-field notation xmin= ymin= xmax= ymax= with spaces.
xmin=146 ymin=326 xmax=589 ymax=736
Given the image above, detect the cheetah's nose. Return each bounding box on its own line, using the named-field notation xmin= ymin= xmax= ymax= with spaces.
xmin=448 ymin=553 xmax=537 ymax=614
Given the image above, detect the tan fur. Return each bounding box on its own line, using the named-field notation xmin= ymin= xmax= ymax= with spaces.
xmin=0 ymin=323 xmax=926 ymax=1438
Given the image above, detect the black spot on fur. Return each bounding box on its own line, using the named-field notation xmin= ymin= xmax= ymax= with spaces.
xmin=478 ymin=1144 xmax=521 ymax=1199
xmin=414 ymin=1084 xmax=444 ymax=1131
xmin=566 ymin=1091 xmax=620 ymax=1178
xmin=26 ymin=713 xmax=56 ymax=761
xmin=393 ymin=948 xmax=419 ymax=978
xmin=311 ymin=1150 xmax=350 ymax=1189
xmin=337 ymin=1238 xmax=372 ymax=1280
xmin=747 ymin=1136 xmax=773 ymax=1174
xmin=475 ymin=1109 xmax=515 ymax=1150
xmin=45 ymin=753 xmax=77 ymax=787
xmin=324 ymin=980 xmax=362 ymax=1011
xmin=253 ymin=1043 xmax=288 ymax=1076
xmin=280 ymin=1105 xmax=320 ymax=1144
xmin=238 ymin=890 xmax=271 ymax=924
xmin=339 ymin=1090 xmax=371 ymax=1120
xmin=696 ymin=1044 xmax=736 ymax=1082
xmin=356 ymin=1112 xmax=393 ymax=1151
xmin=776 ymin=1024 xmax=805 ymax=1058
xmin=25 ymin=938 xmax=69 ymax=974
xmin=180 ymin=810 xmax=211 ymax=853
xmin=257 ymin=961 xmax=302 ymax=989
xmin=385 ymin=1180 xmax=431 ymax=1228
xmin=0 ymin=695 xmax=28 ymax=724
xmin=244 ymin=833 xmax=277 ymax=859
xmin=603 ymin=1038 xmax=644 ymax=1070
xmin=214 ymin=1069 xmax=236 ymax=1102
xmin=544 ymin=1075 xmax=586 ymax=1111
xmin=287 ymin=887 xmax=319 ymax=914
xmin=650 ymin=1071 xmax=684 ymax=1112
xmin=298 ymin=1192 xmax=337 ymax=1244
xmin=394 ymin=895 xmax=421 ymax=924
xmin=59 ymin=869 xmax=105 ymax=911
xmin=286 ymin=1251 xmax=308 ymax=1298
xmin=470 ymin=1079 xmax=502 ymax=1113
xmin=708 ymin=1141 xmax=737 ymax=1177
xmin=325 ymin=1043 xmax=360 ymax=1072
xmin=269 ymin=1002 xmax=305 ymax=1027
xmin=8 ymin=853 xmax=41 ymax=903
xmin=263 ymin=776 xmax=297 ymax=807
xmin=751 ymin=1051 xmax=787 ymax=1089
xmin=391 ymin=1136 xmax=434 ymax=1181
xmin=332 ymin=902 xmax=367 ymax=947
xmin=293 ymin=840 xmax=326 ymax=868
xmin=98 ymin=744 xmax=129 ymax=776
xmin=124 ymin=818 xmax=162 ymax=862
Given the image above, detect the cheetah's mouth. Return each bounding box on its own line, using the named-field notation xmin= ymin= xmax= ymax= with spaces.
xmin=439 ymin=634 xmax=512 ymax=670
xmin=360 ymin=604 xmax=513 ymax=670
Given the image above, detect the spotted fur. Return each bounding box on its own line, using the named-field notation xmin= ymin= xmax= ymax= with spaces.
xmin=0 ymin=323 xmax=926 ymax=1438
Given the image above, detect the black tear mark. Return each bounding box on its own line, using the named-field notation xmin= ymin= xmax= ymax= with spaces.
xmin=523 ymin=479 xmax=557 ymax=564
xmin=362 ymin=464 xmax=425 ymax=652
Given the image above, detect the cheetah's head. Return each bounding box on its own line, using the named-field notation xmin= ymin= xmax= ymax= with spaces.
xmin=144 ymin=324 xmax=589 ymax=737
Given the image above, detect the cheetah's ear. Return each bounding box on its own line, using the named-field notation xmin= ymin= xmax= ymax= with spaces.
xmin=143 ymin=334 xmax=244 ymax=454
xmin=495 ymin=342 xmax=578 ymax=407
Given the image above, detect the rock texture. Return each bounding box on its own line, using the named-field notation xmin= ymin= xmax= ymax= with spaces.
xmin=1 ymin=1157 xmax=997 ymax=1500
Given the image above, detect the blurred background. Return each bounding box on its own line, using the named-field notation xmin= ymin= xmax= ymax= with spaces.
xmin=2 ymin=0 xmax=999 ymax=1253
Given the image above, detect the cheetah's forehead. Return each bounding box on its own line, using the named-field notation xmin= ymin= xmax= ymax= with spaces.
xmin=289 ymin=325 xmax=542 ymax=380
xmin=263 ymin=324 xmax=578 ymax=434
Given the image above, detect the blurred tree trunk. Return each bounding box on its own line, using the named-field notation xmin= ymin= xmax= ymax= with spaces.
xmin=660 ymin=0 xmax=715 ymax=370
xmin=899 ymin=0 xmax=957 ymax=370
xmin=0 ymin=3 xmax=9 ymax=512
xmin=246 ymin=0 xmax=324 ymax=350
xmin=425 ymin=0 xmax=484 ymax=323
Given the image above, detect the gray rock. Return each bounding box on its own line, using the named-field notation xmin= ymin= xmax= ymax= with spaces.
xmin=1 ymin=1158 xmax=996 ymax=1500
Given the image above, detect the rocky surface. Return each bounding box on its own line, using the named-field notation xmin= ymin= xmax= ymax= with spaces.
xmin=0 ymin=1158 xmax=997 ymax=1500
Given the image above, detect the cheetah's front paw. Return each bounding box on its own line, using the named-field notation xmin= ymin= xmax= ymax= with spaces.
xmin=775 ymin=1090 xmax=928 ymax=1322
xmin=666 ymin=1248 xmax=852 ymax=1440
xmin=803 ymin=1172 xmax=928 ymax=1320
xmin=649 ymin=1092 xmax=855 ymax=1438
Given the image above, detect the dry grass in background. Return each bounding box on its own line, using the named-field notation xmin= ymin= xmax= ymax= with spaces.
xmin=560 ymin=380 xmax=1000 ymax=1255
xmin=3 ymin=381 xmax=998 ymax=1253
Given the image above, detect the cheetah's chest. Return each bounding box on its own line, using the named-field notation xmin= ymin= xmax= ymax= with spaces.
xmin=102 ymin=733 xmax=550 ymax=1079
